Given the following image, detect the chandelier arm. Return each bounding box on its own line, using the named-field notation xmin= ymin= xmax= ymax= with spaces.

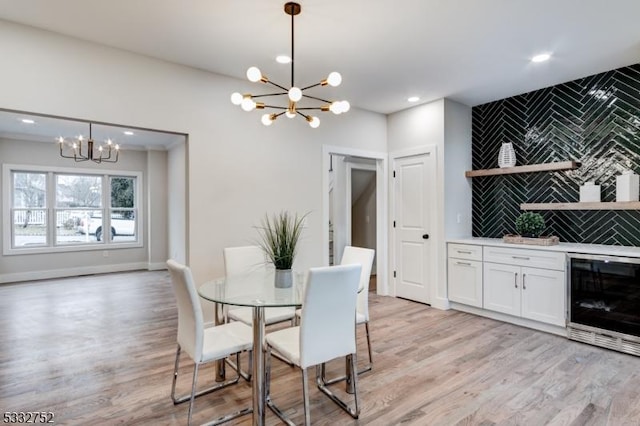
xmin=59 ymin=145 xmax=79 ymax=160
xmin=296 ymin=111 xmax=310 ymax=119
xmin=300 ymin=82 xmax=322 ymax=91
xmin=302 ymin=94 xmax=333 ymax=103
xmin=263 ymin=105 xmax=288 ymax=110
xmin=96 ymin=152 xmax=119 ymax=164
xmin=266 ymin=81 xmax=289 ymax=91
xmin=252 ymin=92 xmax=288 ymax=98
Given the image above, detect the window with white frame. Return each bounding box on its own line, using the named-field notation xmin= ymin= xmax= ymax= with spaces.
xmin=3 ymin=164 xmax=142 ymax=254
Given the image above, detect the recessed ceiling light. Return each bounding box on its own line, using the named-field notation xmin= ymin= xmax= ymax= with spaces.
xmin=276 ymin=55 xmax=291 ymax=64
xmin=21 ymin=119 xmax=35 ymax=124
xmin=531 ymin=53 xmax=551 ymax=63
xmin=123 ymin=131 xmax=134 ymax=136
xmin=408 ymin=96 xmax=420 ymax=103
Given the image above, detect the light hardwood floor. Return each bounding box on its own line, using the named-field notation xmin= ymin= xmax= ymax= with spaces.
xmin=1 ymin=270 xmax=640 ymax=425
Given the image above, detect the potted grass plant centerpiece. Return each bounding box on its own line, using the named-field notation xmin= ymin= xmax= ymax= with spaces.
xmin=256 ymin=211 xmax=307 ymax=288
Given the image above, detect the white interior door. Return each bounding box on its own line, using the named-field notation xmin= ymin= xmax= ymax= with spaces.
xmin=393 ymin=151 xmax=436 ymax=304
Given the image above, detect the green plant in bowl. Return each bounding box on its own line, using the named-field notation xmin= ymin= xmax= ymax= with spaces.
xmin=515 ymin=212 xmax=545 ymax=238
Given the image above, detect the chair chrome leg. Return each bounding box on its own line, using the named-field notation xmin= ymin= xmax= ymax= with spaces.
xmin=172 ymin=354 xmax=243 ymax=405
xmin=302 ymin=368 xmax=311 ymax=426
xmin=318 ymin=323 xmax=372 ymax=386
xmin=265 ymin=346 xmax=272 ymax=400
xmin=361 ymin=321 xmax=373 ymax=374
xmin=225 ymin=350 xmax=252 ymax=382
xmin=315 ymin=353 xmax=360 ymax=419
xmin=188 ymin=363 xmax=199 ymax=426
xmin=171 ymin=345 xmax=182 ymax=403
xmin=265 ymin=345 xmax=297 ymax=426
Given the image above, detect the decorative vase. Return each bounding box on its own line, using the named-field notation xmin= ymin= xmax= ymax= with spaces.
xmin=274 ymin=269 xmax=293 ymax=288
xmin=498 ymin=142 xmax=517 ymax=168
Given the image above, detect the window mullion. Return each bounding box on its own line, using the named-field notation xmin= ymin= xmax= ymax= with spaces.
xmin=48 ymin=171 xmax=55 ymax=247
xmin=103 ymin=174 xmax=110 ymax=243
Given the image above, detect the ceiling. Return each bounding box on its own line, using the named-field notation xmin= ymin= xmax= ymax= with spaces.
xmin=0 ymin=0 xmax=639 ymax=144
xmin=0 ymin=109 xmax=184 ymax=150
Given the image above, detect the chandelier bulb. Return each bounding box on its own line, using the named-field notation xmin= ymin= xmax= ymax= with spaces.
xmin=288 ymin=87 xmax=303 ymax=102
xmin=72 ymin=142 xmax=78 ymax=149
xmin=57 ymin=136 xmax=64 ymax=144
xmin=286 ymin=110 xmax=296 ymax=118
xmin=341 ymin=100 xmax=351 ymax=113
xmin=247 ymin=66 xmax=262 ymax=83
xmin=307 ymin=116 xmax=320 ymax=128
xmin=261 ymin=113 xmax=275 ymax=126
xmin=98 ymin=146 xmax=103 ymax=152
xmin=230 ymin=92 xmax=243 ymax=105
xmin=326 ymin=72 xmax=342 ymax=87
xmin=115 ymin=144 xmax=120 ymax=150
xmin=329 ymin=102 xmax=341 ymax=115
xmin=241 ymin=97 xmax=256 ymax=112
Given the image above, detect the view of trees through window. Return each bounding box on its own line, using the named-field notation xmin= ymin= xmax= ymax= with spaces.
xmin=10 ymin=170 xmax=138 ymax=249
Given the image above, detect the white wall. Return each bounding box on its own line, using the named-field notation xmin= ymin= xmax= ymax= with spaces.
xmin=0 ymin=21 xmax=387 ymax=285
xmin=147 ymin=150 xmax=169 ymax=269
xmin=387 ymin=99 xmax=471 ymax=309
xmin=444 ymin=99 xmax=472 ymax=238
xmin=167 ymin=141 xmax=187 ymax=264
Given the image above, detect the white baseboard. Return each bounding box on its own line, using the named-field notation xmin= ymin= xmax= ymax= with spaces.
xmin=449 ymin=302 xmax=566 ymax=336
xmin=147 ymin=262 xmax=167 ymax=271
xmin=0 ymin=262 xmax=150 ymax=284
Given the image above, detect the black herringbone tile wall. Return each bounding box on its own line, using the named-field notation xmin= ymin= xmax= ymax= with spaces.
xmin=472 ymin=63 xmax=640 ymax=246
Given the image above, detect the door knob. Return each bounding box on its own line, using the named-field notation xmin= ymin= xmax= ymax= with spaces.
xmin=422 ymin=234 xmax=429 ymax=239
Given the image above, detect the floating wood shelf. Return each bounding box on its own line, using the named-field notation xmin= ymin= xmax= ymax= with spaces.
xmin=465 ymin=161 xmax=581 ymax=178
xmin=520 ymin=201 xmax=640 ymax=211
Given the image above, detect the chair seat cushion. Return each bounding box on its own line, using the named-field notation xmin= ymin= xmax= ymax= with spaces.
xmin=265 ymin=326 xmax=301 ymax=367
xmin=200 ymin=321 xmax=253 ymax=363
xmin=229 ymin=306 xmax=296 ymax=326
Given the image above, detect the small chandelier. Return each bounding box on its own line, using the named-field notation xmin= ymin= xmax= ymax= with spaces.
xmin=230 ymin=2 xmax=350 ymax=128
xmin=57 ymin=122 xmax=120 ymax=163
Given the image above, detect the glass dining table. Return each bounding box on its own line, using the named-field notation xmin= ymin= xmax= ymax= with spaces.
xmin=198 ymin=269 xmax=303 ymax=426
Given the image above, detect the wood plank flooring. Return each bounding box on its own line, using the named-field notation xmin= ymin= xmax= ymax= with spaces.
xmin=1 ymin=270 xmax=640 ymax=425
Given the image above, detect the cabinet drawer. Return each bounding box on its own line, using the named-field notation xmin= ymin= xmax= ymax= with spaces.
xmin=448 ymin=243 xmax=482 ymax=261
xmin=483 ymin=246 xmax=565 ymax=271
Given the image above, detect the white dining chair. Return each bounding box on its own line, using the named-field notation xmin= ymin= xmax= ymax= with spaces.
xmin=167 ymin=259 xmax=253 ymax=426
xmin=224 ymin=246 xmax=297 ymax=327
xmin=296 ymin=245 xmax=376 ymax=377
xmin=265 ymin=264 xmax=362 ymax=425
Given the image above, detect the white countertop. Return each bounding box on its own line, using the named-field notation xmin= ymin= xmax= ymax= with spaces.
xmin=448 ymin=237 xmax=640 ymax=258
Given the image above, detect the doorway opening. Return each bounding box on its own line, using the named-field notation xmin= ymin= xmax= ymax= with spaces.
xmin=323 ymin=145 xmax=388 ymax=295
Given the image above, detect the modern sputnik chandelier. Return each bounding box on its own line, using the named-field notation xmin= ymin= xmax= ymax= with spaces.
xmin=57 ymin=122 xmax=120 ymax=163
xmin=230 ymin=2 xmax=349 ymax=128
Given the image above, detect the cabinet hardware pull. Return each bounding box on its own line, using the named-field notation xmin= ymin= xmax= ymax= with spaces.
xmin=512 ymin=256 xmax=530 ymax=260
xmin=522 ymin=273 xmax=526 ymax=290
xmin=457 ymin=250 xmax=472 ymax=254
xmin=514 ymin=272 xmax=518 ymax=288
xmin=456 ymin=261 xmax=471 ymax=266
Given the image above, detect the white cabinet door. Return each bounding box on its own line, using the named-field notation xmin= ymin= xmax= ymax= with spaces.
xmin=521 ymin=266 xmax=566 ymax=326
xmin=483 ymin=262 xmax=521 ymax=316
xmin=448 ymin=258 xmax=483 ymax=307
